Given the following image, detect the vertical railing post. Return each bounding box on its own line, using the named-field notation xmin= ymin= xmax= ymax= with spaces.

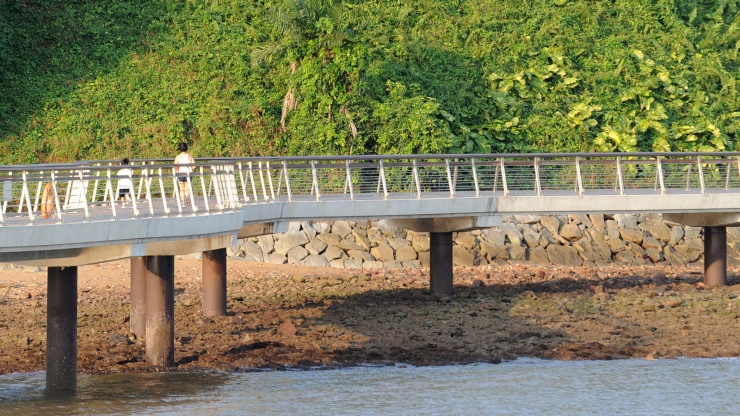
xmin=345 ymin=160 xmax=354 ymax=200
xmin=471 ymin=158 xmax=480 ymax=197
xmin=657 ymin=156 xmax=665 ymax=194
xmin=412 ymin=159 xmax=421 ymax=199
xmin=379 ymin=159 xmax=389 ymax=200
xmin=237 ymin=162 xmax=250 ymax=202
xmin=76 ymin=170 xmax=91 ymax=221
xmin=248 ymin=162 xmax=259 ymax=201
xmin=258 ymin=161 xmax=269 ymax=201
xmin=500 ymin=158 xmax=509 ymax=196
xmin=266 ymin=161 xmax=276 ymax=200
xmin=534 ymin=157 xmax=541 ymax=196
xmin=282 ymin=160 xmax=293 ymax=201
xmin=576 ymin=156 xmax=584 ymax=196
xmin=197 ymin=166 xmax=206 ymax=213
xmin=311 ymin=160 xmax=321 ymax=201
xmin=445 ymin=159 xmax=455 ymax=198
xmin=616 ymin=156 xmax=624 ymax=195
xmin=698 ymin=155 xmax=705 ymax=194
xmin=155 ymin=168 xmax=168 ymax=216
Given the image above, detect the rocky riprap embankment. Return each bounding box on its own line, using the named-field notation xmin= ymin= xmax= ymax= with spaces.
xmin=229 ymin=213 xmax=740 ymax=269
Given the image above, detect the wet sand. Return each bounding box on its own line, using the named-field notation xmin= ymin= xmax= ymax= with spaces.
xmin=1 ymin=258 xmax=739 ymax=374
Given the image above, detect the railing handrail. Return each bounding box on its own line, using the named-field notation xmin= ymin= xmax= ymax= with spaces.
xmin=3 ymin=152 xmax=740 ymax=227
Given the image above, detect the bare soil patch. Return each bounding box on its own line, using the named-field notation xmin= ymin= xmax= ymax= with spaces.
xmin=1 ymin=258 xmax=739 ymax=374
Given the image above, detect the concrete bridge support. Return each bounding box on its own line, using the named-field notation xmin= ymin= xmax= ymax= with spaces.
xmin=130 ymin=256 xmax=147 ymax=337
xmin=145 ymin=255 xmax=175 ymax=367
xmin=202 ymin=248 xmax=227 ymax=316
xmin=46 ymin=266 xmax=78 ymax=392
xmin=704 ymin=226 xmax=728 ymax=287
xmin=430 ymin=232 xmax=454 ymax=296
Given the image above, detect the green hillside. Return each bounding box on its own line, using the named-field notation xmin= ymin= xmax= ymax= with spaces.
xmin=1 ymin=0 xmax=738 ymax=164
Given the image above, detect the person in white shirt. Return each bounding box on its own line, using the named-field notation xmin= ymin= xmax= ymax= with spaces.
xmin=174 ymin=142 xmax=195 ymax=206
xmin=117 ymin=158 xmax=133 ymax=206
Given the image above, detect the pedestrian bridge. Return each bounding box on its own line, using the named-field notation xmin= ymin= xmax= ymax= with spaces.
xmin=2 ymin=152 xmax=740 ymax=266
xmin=2 ymin=151 xmax=740 ymax=391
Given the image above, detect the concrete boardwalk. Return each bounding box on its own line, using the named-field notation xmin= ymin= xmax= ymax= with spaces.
xmin=1 ymin=151 xmax=739 ymax=391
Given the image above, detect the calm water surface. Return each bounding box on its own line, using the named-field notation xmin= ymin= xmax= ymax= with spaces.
xmin=1 ymin=358 xmax=738 ymax=415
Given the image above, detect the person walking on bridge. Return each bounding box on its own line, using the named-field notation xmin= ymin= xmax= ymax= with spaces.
xmin=174 ymin=142 xmax=195 ymax=206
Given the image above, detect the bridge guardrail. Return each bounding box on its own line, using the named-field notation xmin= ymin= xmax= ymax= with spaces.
xmin=2 ymin=152 xmax=740 ymax=226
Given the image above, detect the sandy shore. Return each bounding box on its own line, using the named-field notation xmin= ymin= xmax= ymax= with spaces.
xmin=1 ymin=258 xmax=739 ymax=375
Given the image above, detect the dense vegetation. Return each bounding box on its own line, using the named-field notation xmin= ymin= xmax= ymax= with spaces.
xmin=1 ymin=0 xmax=738 ymax=164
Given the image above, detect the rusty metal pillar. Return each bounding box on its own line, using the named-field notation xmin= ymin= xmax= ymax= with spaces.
xmin=130 ymin=256 xmax=147 ymax=337
xmin=704 ymin=226 xmax=728 ymax=287
xmin=145 ymin=255 xmax=175 ymax=366
xmin=46 ymin=266 xmax=77 ymax=392
xmin=202 ymin=248 xmax=227 ymax=316
xmin=430 ymin=232 xmax=454 ymax=296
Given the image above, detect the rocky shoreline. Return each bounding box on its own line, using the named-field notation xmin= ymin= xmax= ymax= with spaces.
xmin=1 ymin=258 xmax=739 ymax=375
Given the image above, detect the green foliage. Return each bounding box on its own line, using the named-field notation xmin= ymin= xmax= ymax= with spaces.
xmin=0 ymin=0 xmax=739 ymax=164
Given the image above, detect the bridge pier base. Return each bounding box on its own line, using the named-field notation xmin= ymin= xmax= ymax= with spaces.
xmin=202 ymin=248 xmax=227 ymax=316
xmin=46 ymin=266 xmax=77 ymax=392
xmin=145 ymin=255 xmax=175 ymax=367
xmin=704 ymin=226 xmax=728 ymax=287
xmin=130 ymin=256 xmax=147 ymax=337
xmin=430 ymin=232 xmax=454 ymax=296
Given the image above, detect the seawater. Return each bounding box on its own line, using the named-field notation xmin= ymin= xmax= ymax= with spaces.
xmin=1 ymin=358 xmax=738 ymax=415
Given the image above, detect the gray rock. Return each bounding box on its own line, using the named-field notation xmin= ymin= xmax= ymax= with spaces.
xmin=383 ymin=260 xmax=404 ymax=269
xmin=669 ymin=226 xmax=685 ymax=246
xmin=559 ymin=223 xmax=583 ymax=241
xmin=606 ymin=220 xmax=621 ymax=239
xmin=663 ymin=246 xmax=687 ymax=267
xmin=641 ymin=236 xmax=662 ymax=250
xmin=363 ymin=261 xmax=384 ymax=269
xmin=619 ymin=228 xmax=643 ymax=244
xmin=301 ymin=255 xmax=330 ymax=267
xmin=514 ymin=215 xmax=540 ymax=224
xmin=569 ymin=214 xmax=592 ymax=228
xmin=481 ymin=229 xmax=506 ymax=246
xmin=242 ymin=240 xmax=264 ymax=262
xmin=301 ymin=222 xmax=317 ymax=240
xmin=402 ymin=260 xmax=422 ymax=269
xmin=257 ymin=235 xmax=275 ymax=254
xmin=588 ymin=214 xmax=605 ymax=229
xmin=396 ymin=245 xmax=418 ymax=261
xmin=418 ymin=251 xmax=430 ymax=267
xmin=453 ymin=246 xmax=475 ymax=266
xmin=501 ymin=222 xmax=523 ymax=246
xmin=455 ymin=232 xmax=477 ymax=250
xmin=274 ymin=231 xmax=309 ymax=255
xmin=338 ymin=239 xmax=366 ymax=251
xmin=287 ymin=246 xmax=309 ymax=263
xmin=305 ymin=238 xmax=328 ymax=255
xmin=313 ymin=222 xmax=332 ymax=234
xmin=529 ymin=246 xmax=549 ymax=264
xmin=323 ymin=245 xmax=345 ymax=262
xmin=388 ymin=237 xmax=412 ymax=250
xmin=508 ymin=245 xmax=527 ymax=261
xmin=344 ymin=258 xmax=363 ymax=269
xmin=648 ymin=221 xmax=672 ymax=242
xmin=411 ymin=233 xmax=431 ymax=252
xmin=348 ymin=249 xmax=375 ymax=262
xmin=264 ymin=253 xmax=287 ymax=264
xmin=614 ymin=214 xmax=638 ymax=229
xmin=370 ymin=245 xmax=395 ymax=262
xmin=332 ymin=221 xmax=353 ymax=238
xmin=317 ymin=232 xmax=342 ymax=247
xmin=546 ymin=245 xmax=583 ymax=267
xmin=646 ymin=247 xmax=664 ymax=262
xmin=540 ymin=216 xmax=561 ymax=235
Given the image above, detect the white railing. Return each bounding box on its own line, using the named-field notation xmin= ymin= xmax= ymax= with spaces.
xmin=2 ymin=152 xmax=740 ymax=226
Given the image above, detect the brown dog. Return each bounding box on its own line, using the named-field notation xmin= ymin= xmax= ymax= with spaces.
xmin=41 ymin=183 xmax=55 ymax=219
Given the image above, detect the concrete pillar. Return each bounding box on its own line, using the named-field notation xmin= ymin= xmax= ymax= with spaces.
xmin=46 ymin=266 xmax=77 ymax=392
xmin=202 ymin=248 xmax=227 ymax=316
xmin=704 ymin=226 xmax=728 ymax=287
xmin=145 ymin=255 xmax=175 ymax=366
xmin=130 ymin=256 xmax=147 ymax=337
xmin=430 ymin=232 xmax=454 ymax=296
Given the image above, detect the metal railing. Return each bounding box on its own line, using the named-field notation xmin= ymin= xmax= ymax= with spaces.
xmin=2 ymin=152 xmax=740 ymax=226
